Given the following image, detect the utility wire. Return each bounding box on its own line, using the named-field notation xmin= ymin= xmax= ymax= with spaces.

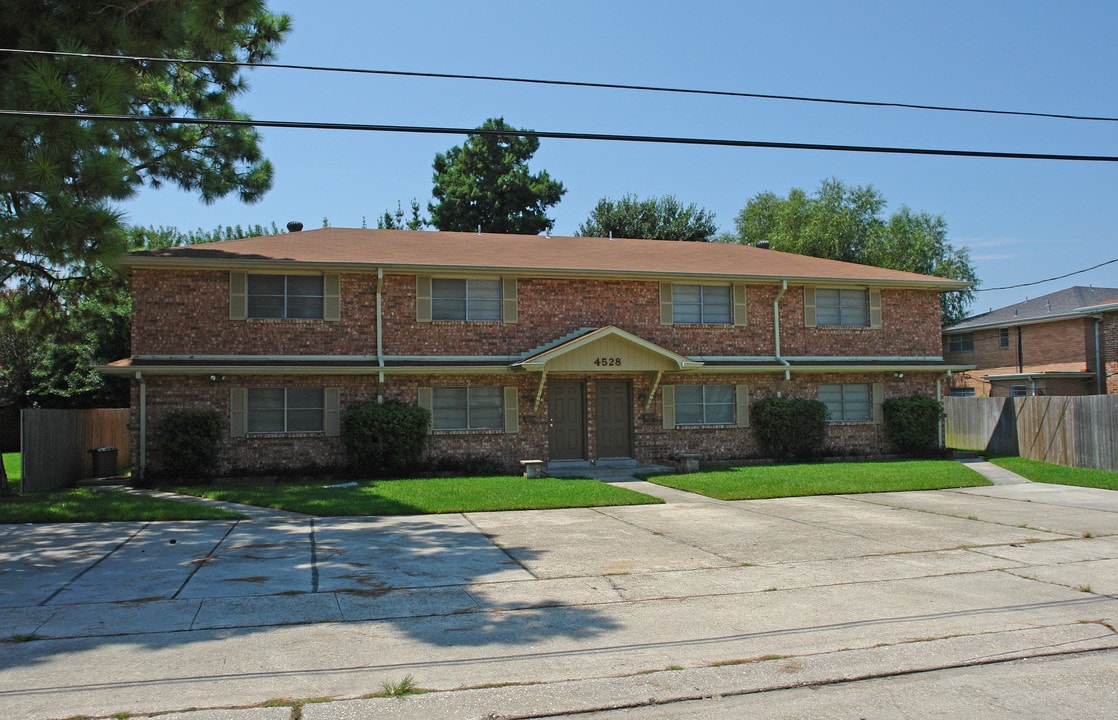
xmin=3 ymin=47 xmax=1116 ymax=124
xmin=4 ymin=109 xmax=1118 ymax=163
xmin=978 ymin=257 xmax=1118 ymax=291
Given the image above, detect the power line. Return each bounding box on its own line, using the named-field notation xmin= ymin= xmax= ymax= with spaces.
xmin=3 ymin=47 xmax=1117 ymax=124
xmin=4 ymin=109 xmax=1118 ymax=163
xmin=978 ymin=257 xmax=1118 ymax=291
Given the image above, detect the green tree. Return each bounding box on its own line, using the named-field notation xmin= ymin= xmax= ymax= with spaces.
xmin=428 ymin=117 xmax=565 ymax=234
xmin=576 ymin=194 xmax=718 ymax=241
xmin=0 ymin=0 xmax=291 ymax=309
xmin=728 ymin=178 xmax=977 ymax=324
xmin=377 ymin=199 xmax=427 ymax=230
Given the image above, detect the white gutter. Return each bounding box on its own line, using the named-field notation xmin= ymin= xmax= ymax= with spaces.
xmin=774 ymin=280 xmax=789 ymax=368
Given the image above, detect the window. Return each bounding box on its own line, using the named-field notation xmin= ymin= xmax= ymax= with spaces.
xmin=674 ymin=385 xmax=735 ymax=425
xmin=247 ymin=388 xmax=325 ymax=433
xmin=247 ymin=274 xmax=324 ymax=319
xmin=431 ymin=278 xmax=502 ymax=321
xmin=949 ymin=388 xmax=976 ymax=397
xmin=816 ymin=289 xmax=869 ymax=327
xmin=948 ymin=333 xmax=975 ymax=352
xmin=432 ymin=387 xmax=504 ymax=430
xmin=672 ymin=284 xmax=732 ymax=324
xmin=999 ymin=328 xmax=1010 ymax=348
xmin=1011 ymin=385 xmax=1029 ymax=397
xmin=819 ymin=383 xmax=872 ymax=422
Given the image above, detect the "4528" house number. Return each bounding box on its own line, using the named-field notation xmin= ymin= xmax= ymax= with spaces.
xmin=593 ymin=357 xmax=622 ymax=367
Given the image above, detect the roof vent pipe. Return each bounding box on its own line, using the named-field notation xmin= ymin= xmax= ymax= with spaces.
xmin=286 ymin=221 xmax=303 ymax=232
xmin=757 ymin=241 xmax=770 ymax=249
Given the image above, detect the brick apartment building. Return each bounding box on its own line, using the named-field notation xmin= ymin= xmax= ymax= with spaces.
xmin=102 ymin=228 xmax=969 ymax=476
xmin=942 ymin=286 xmax=1118 ymax=397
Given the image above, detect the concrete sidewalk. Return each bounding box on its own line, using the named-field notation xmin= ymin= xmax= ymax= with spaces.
xmin=2 ymin=467 xmax=1117 ymax=719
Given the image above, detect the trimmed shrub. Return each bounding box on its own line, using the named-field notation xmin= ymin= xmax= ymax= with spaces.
xmin=751 ymin=396 xmax=828 ymax=461
xmin=883 ymin=394 xmax=944 ymax=456
xmin=342 ymin=400 xmax=430 ymax=477
xmin=158 ymin=409 xmax=222 ymax=480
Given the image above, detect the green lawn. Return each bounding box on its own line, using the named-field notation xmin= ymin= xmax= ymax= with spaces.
xmin=647 ymin=460 xmax=990 ymax=500
xmin=988 ymin=456 xmax=1118 ymax=491
xmin=3 ymin=452 xmax=19 ymax=483
xmin=174 ymin=475 xmax=663 ymax=516
xmin=0 ymin=488 xmax=246 ymax=524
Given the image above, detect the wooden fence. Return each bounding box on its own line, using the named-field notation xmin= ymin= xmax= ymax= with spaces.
xmin=944 ymin=395 xmax=1118 ymax=472
xmin=20 ymin=408 xmax=131 ymax=493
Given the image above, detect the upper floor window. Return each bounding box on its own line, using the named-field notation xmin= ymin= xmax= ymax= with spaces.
xmin=672 ymin=284 xmax=731 ymax=324
xmin=998 ymin=328 xmax=1010 ymax=348
xmin=674 ymin=385 xmax=734 ymax=425
xmin=431 ymin=278 xmax=502 ymax=321
xmin=819 ymin=383 xmax=872 ymax=422
xmin=247 ymin=274 xmax=324 ymax=319
xmin=816 ymin=288 xmax=869 ymax=327
xmin=247 ymin=387 xmax=325 ymax=433
xmin=948 ymin=332 xmax=975 ymax=352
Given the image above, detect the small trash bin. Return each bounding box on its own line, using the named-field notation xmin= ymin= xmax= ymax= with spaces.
xmin=90 ymin=446 xmax=118 ymax=478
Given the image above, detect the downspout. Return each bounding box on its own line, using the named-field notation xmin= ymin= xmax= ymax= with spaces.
xmin=773 ymin=280 xmax=790 ymax=380
xmin=1016 ymin=326 xmax=1024 ymax=373
xmin=936 ymin=374 xmax=944 ymax=448
xmin=1094 ymin=316 xmax=1103 ymax=394
xmin=136 ymin=371 xmax=147 ymax=479
xmin=376 ymin=267 xmax=384 ymax=404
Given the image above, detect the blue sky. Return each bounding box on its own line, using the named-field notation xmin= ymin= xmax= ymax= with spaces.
xmin=123 ymin=1 xmax=1118 ymax=315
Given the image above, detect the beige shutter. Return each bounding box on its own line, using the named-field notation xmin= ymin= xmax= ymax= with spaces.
xmin=869 ymin=289 xmax=882 ymax=329
xmin=872 ymin=383 xmax=884 ymax=424
xmin=417 ymin=386 xmax=433 ymax=433
xmin=803 ymin=286 xmax=817 ymax=328
xmin=503 ymin=386 xmax=519 ymax=433
xmin=230 ymin=388 xmax=247 ymax=437
xmin=324 ymin=388 xmax=341 ymax=436
xmin=662 ymin=385 xmax=676 ymax=429
xmin=733 ymin=284 xmax=748 ymax=326
xmin=502 ymin=278 xmax=518 ymax=324
xmin=229 ymin=271 xmax=247 ymax=320
xmin=324 ymin=274 xmax=341 ymax=321
xmin=416 ymin=276 xmax=432 ymax=322
xmin=735 ymin=384 xmax=750 ymax=427
xmin=659 ymin=283 xmax=673 ymax=325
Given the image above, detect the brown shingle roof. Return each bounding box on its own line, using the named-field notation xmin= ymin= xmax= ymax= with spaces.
xmin=123 ymin=228 xmax=967 ymax=288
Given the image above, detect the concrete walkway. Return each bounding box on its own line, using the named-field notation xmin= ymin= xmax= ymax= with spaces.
xmin=3 ymin=462 xmax=1118 ymax=719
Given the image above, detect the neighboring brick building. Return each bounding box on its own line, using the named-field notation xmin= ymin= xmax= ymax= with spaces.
xmin=1076 ymin=297 xmax=1118 ymax=396
xmin=942 ymin=286 xmax=1118 ymax=397
xmin=102 ymin=228 xmax=969 ymax=476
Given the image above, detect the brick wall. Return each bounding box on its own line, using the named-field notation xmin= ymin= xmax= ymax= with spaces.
xmin=1103 ymin=312 xmax=1118 ymax=395
xmin=132 ymin=269 xmax=946 ymax=360
xmin=944 ymin=317 xmax=1097 ymax=396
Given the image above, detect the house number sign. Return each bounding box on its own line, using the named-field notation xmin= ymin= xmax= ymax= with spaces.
xmin=593 ymin=357 xmax=623 ymax=367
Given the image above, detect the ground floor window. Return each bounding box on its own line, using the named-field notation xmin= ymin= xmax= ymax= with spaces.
xmin=432 ymin=386 xmax=504 ymax=430
xmin=674 ymin=385 xmax=735 ymax=425
xmin=819 ymin=383 xmax=872 ymax=422
xmin=247 ymin=388 xmax=325 ymax=433
xmin=1011 ymin=384 xmax=1030 ymax=397
xmin=949 ymin=388 xmax=976 ymax=397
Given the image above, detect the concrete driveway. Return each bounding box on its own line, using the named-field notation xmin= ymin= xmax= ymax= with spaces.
xmin=2 ymin=471 xmax=1117 ymax=719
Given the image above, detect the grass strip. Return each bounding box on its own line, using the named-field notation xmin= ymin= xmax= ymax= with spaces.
xmin=647 ymin=459 xmax=990 ymax=500
xmin=0 ymin=487 xmax=246 ymax=524
xmin=988 ymin=456 xmax=1118 ymax=491
xmin=174 ymin=475 xmax=662 ymax=516
xmin=3 ymin=452 xmax=19 ymax=483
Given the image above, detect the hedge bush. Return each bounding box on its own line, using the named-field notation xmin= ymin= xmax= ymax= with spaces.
xmin=158 ymin=409 xmax=222 ymax=480
xmin=883 ymin=394 xmax=944 ymax=456
xmin=751 ymin=396 xmax=828 ymax=461
xmin=342 ymin=400 xmax=430 ymax=476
